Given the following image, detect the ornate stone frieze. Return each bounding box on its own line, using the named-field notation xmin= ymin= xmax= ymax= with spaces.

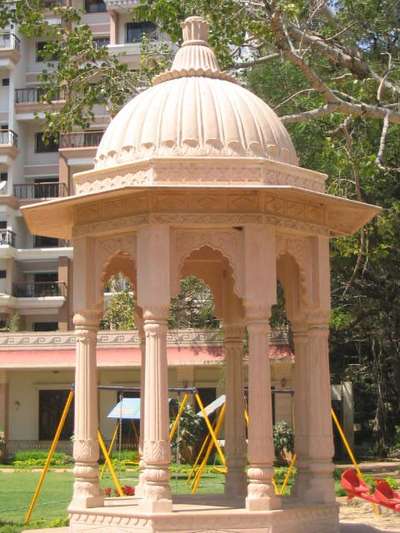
xmin=74 ymin=158 xmax=326 ymax=195
xmin=0 ymin=328 xmax=290 ymax=349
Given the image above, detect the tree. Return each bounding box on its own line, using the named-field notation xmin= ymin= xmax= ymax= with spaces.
xmin=0 ymin=0 xmax=172 ymax=139
xmin=101 ymin=275 xmax=135 ymax=330
xmin=169 ymin=276 xmax=219 ymax=329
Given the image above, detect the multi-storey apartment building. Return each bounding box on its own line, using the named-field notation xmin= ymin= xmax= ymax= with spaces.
xmin=0 ymin=0 xmax=159 ymax=332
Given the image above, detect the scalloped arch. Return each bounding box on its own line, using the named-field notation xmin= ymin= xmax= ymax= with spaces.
xmin=95 ymin=234 xmax=137 ymax=304
xmin=173 ymin=229 xmax=244 ymax=299
xmin=276 ymin=236 xmax=310 ymax=312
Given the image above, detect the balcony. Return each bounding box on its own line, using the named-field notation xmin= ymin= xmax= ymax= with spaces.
xmin=0 ymin=130 xmax=18 ymax=164
xmin=0 ymin=33 xmax=21 ymax=51
xmin=13 ymin=182 xmax=68 ymax=201
xmin=0 ymin=33 xmax=21 ymax=70
xmin=0 ymin=229 xmax=16 ymax=247
xmin=15 ymin=88 xmax=64 ymax=120
xmin=59 ymin=130 xmax=104 ymax=168
xmin=103 ymin=0 xmax=138 ymax=12
xmin=60 ymin=130 xmax=104 ymax=148
xmin=43 ymin=0 xmax=67 ymax=7
xmin=12 ymin=281 xmax=67 ymax=298
xmin=0 ymin=130 xmax=18 ymax=148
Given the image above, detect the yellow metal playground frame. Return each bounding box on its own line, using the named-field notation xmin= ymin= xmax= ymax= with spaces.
xmin=24 ymin=386 xmax=222 ymax=525
xmin=24 ymin=390 xmax=366 ymax=525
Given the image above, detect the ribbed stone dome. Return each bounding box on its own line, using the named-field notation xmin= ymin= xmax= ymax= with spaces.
xmin=94 ymin=16 xmax=298 ymax=170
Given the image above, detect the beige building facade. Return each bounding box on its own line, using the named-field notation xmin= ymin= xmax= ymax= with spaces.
xmin=0 ymin=0 xmax=157 ymax=331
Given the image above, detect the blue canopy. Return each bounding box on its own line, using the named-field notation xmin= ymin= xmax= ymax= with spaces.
xmin=107 ymin=398 xmax=141 ymax=420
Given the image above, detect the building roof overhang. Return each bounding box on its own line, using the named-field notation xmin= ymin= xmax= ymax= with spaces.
xmin=21 ymin=183 xmax=381 ymax=240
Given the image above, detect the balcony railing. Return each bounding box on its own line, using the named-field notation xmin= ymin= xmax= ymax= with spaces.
xmin=0 ymin=33 xmax=21 ymax=51
xmin=0 ymin=129 xmax=18 ymax=147
xmin=0 ymin=229 xmax=16 ymax=247
xmin=12 ymin=281 xmax=67 ymax=298
xmin=13 ymin=182 xmax=68 ymax=200
xmin=15 ymin=88 xmax=62 ymax=104
xmin=60 ymin=130 xmax=104 ymax=149
xmin=43 ymin=0 xmax=67 ymax=7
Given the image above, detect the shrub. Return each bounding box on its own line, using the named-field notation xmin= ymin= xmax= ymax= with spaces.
xmin=273 ymin=421 xmax=294 ymax=465
xmin=11 ymin=450 xmax=73 ymax=468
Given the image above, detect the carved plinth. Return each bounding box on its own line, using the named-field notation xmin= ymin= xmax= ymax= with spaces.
xmin=67 ymin=497 xmax=339 ymax=533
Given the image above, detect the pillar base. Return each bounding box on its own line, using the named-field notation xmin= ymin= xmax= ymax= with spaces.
xmin=68 ymin=495 xmax=104 ymax=510
xmin=140 ymin=498 xmax=173 ymax=513
xmin=225 ymin=470 xmax=247 ymax=498
xmin=246 ymin=495 xmax=281 ymax=511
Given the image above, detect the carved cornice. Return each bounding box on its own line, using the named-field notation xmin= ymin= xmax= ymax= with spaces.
xmin=74 ymin=157 xmax=326 ymax=195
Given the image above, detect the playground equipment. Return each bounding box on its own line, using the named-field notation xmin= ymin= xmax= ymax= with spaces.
xmin=341 ymin=469 xmax=400 ymax=512
xmin=24 ymin=385 xmax=221 ymax=525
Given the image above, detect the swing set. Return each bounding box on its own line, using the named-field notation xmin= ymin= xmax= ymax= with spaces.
xmin=24 ymin=385 xmax=223 ymax=525
xmin=25 ymin=386 xmax=380 ymax=525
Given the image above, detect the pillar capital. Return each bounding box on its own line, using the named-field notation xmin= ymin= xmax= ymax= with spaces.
xmin=73 ymin=309 xmax=101 ymax=330
xmin=244 ymin=302 xmax=271 ymax=324
xmin=224 ymin=323 xmax=245 ymax=342
xmin=143 ymin=306 xmax=170 ymax=323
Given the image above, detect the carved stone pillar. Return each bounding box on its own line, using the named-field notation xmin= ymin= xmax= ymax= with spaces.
xmin=70 ymin=310 xmax=103 ymax=509
xmin=245 ymin=310 xmax=279 ymax=511
xmin=141 ymin=307 xmax=172 ymax=512
xmin=224 ymin=324 xmax=246 ymax=498
xmin=292 ymin=321 xmax=309 ymax=498
xmin=301 ymin=315 xmax=336 ymax=504
xmin=136 ymin=320 xmax=146 ymax=497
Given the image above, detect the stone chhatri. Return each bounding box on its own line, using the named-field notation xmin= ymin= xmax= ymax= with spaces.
xmin=21 ymin=14 xmax=380 ymax=533
xmin=94 ymin=16 xmax=298 ymax=170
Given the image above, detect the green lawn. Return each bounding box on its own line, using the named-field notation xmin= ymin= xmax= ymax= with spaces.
xmin=0 ymin=467 xmax=225 ymax=533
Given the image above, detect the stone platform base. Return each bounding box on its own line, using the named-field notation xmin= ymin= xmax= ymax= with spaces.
xmin=56 ymin=495 xmax=339 ymax=533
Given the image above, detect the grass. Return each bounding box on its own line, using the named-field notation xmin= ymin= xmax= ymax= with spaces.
xmin=0 ymin=466 xmax=225 ymax=533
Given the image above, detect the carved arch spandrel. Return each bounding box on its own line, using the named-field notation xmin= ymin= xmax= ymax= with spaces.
xmin=172 ymin=229 xmax=244 ymax=299
xmin=95 ymin=234 xmax=137 ymax=303
xmin=276 ymin=235 xmax=312 ymax=318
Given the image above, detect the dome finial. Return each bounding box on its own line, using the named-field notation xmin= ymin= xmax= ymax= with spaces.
xmin=181 ymin=16 xmax=209 ymax=46
xmin=153 ymin=14 xmax=237 ymax=85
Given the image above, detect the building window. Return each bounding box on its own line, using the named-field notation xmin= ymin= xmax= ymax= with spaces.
xmin=0 ymin=173 xmax=7 ymax=181
xmin=93 ymin=36 xmax=109 ymax=48
xmin=126 ymin=22 xmax=157 ymax=44
xmin=33 ymin=322 xmax=58 ymax=331
xmin=0 ymin=271 xmax=6 ymax=279
xmin=1 ymin=79 xmax=9 ymax=87
xmin=84 ymin=0 xmax=106 ymax=13
xmin=39 ymin=390 xmax=74 ymax=440
xmin=34 ymin=235 xmax=59 ymax=248
xmin=0 ymin=124 xmax=8 ymax=130
xmin=35 ymin=132 xmax=59 ymax=153
xmin=0 ymin=221 xmax=6 ymax=229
